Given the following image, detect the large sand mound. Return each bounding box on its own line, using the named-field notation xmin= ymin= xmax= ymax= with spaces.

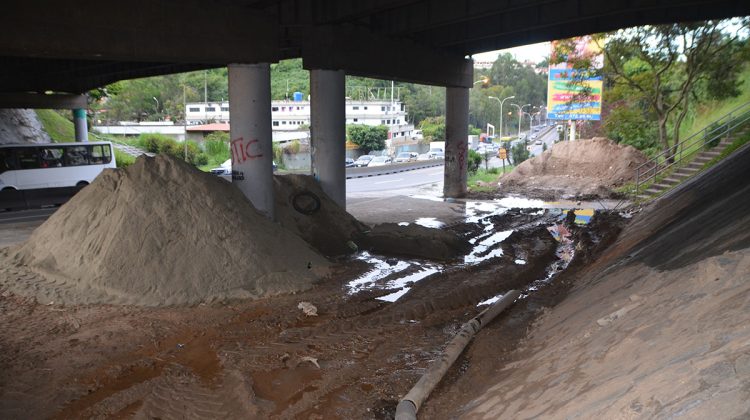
xmin=0 ymin=155 xmax=330 ymax=306
xmin=502 ymin=138 xmax=650 ymax=197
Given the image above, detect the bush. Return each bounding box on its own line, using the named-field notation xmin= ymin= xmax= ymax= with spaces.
xmin=204 ymin=133 xmax=229 ymax=157
xmin=467 ymin=149 xmax=483 ymax=174
xmin=138 ymin=133 xmax=172 ymax=153
xmin=487 ymin=167 xmax=499 ymax=174
xmin=136 ymin=133 xmax=205 ymax=166
xmin=114 ymin=149 xmax=135 ymax=168
xmin=511 ymin=142 xmax=530 ymax=165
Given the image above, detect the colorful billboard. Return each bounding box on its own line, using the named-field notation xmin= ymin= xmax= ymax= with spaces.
xmin=547 ymin=36 xmax=603 ymax=120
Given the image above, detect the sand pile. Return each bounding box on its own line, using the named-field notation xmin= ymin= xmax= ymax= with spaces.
xmin=273 ymin=174 xmax=368 ymax=257
xmin=502 ymin=138 xmax=650 ymax=197
xmin=0 ymin=155 xmax=329 ymax=306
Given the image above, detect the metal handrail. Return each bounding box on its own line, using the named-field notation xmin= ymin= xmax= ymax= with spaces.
xmin=634 ymin=101 xmax=750 ymax=198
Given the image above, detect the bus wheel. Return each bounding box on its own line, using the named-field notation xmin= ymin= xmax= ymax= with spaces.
xmin=76 ymin=181 xmax=89 ymax=188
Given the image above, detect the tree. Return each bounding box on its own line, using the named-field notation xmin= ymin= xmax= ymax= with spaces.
xmin=419 ymin=116 xmax=446 ymax=142
xmin=510 ymin=142 xmax=530 ymax=165
xmin=347 ymin=125 xmax=388 ymax=154
xmin=558 ymin=19 xmax=748 ymax=160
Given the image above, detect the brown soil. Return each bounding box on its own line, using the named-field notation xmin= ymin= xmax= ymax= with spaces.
xmin=499 ymin=138 xmax=650 ymax=199
xmin=0 ymin=204 xmax=623 ymax=419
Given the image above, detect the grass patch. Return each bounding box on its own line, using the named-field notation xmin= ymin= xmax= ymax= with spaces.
xmin=36 ymin=109 xmax=76 ymax=142
xmin=467 ymin=166 xmax=515 ymax=192
xmin=114 ymin=149 xmax=136 ymax=168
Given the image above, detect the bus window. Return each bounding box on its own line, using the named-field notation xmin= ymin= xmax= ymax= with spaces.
xmin=89 ymin=145 xmax=112 ymax=164
xmin=17 ymin=147 xmax=40 ymax=169
xmin=0 ymin=148 xmax=16 ymax=174
xmin=40 ymin=147 xmax=64 ymax=168
xmin=65 ymin=145 xmax=89 ymax=166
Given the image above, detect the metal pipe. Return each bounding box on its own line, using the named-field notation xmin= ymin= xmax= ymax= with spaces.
xmin=395 ymin=290 xmax=522 ymax=420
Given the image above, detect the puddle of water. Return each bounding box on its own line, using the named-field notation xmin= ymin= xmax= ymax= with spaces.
xmin=409 ymin=194 xmax=445 ymax=202
xmin=515 ymin=259 xmax=527 ymax=265
xmin=347 ymin=252 xmax=442 ymax=301
xmin=414 ymin=217 xmax=445 ymax=228
xmin=464 ymin=230 xmax=513 ymax=264
xmin=495 ymin=196 xmax=546 ymax=208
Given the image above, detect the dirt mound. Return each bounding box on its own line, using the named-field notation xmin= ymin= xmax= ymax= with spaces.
xmin=502 ymin=138 xmax=650 ymax=197
xmin=274 ymin=174 xmax=368 ymax=257
xmin=0 ymin=155 xmax=330 ymax=306
xmin=356 ymin=223 xmax=471 ymax=261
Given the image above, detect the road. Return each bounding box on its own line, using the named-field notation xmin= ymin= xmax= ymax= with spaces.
xmin=528 ymin=127 xmax=559 ymax=157
xmin=347 ymin=165 xmax=443 ymax=193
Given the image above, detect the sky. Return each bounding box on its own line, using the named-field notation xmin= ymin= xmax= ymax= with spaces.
xmin=473 ymin=42 xmax=551 ymax=64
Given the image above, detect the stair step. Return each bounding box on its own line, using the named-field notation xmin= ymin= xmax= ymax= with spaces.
xmin=645 ymin=187 xmax=663 ymax=194
xmin=652 ymin=183 xmax=673 ymax=189
xmin=636 ymin=194 xmax=652 ymax=201
xmin=663 ymin=177 xmax=683 ymax=183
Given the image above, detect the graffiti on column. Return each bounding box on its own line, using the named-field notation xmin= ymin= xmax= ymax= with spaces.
xmin=457 ymin=147 xmax=466 ymax=170
xmin=230 ymin=137 xmax=264 ymax=181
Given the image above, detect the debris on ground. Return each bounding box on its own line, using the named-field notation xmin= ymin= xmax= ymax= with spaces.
xmin=500 ymin=138 xmax=651 ymax=198
xmin=297 ymin=301 xmax=318 ymax=316
xmin=0 ymin=155 xmax=330 ymax=306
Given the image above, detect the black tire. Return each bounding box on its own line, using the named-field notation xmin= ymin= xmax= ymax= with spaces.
xmin=76 ymin=181 xmax=89 ymax=188
xmin=291 ymin=191 xmax=321 ymax=215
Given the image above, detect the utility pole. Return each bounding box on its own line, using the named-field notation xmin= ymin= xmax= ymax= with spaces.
xmin=183 ymin=86 xmax=187 ymax=161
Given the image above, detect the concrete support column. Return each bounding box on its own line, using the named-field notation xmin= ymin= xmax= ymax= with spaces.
xmin=228 ymin=63 xmax=274 ymax=219
xmin=73 ymin=108 xmax=88 ymax=142
xmin=310 ymin=69 xmax=346 ymax=208
xmin=443 ymin=86 xmax=469 ymax=198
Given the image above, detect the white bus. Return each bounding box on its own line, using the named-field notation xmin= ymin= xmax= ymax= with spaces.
xmin=0 ymin=142 xmax=116 ymax=210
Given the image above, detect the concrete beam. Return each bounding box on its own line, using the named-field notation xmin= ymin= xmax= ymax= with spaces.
xmin=0 ymin=93 xmax=87 ymax=109
xmin=0 ymin=1 xmax=279 ymax=64
xmin=300 ymin=25 xmax=472 ymax=88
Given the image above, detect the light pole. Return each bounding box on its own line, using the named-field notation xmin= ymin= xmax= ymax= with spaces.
xmin=510 ymin=103 xmax=522 ymax=140
xmin=152 ymin=96 xmax=159 ymax=119
xmin=488 ymin=95 xmax=515 ymax=137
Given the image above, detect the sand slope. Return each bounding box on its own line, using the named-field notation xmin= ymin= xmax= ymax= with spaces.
xmin=0 ymin=155 xmax=329 ymax=306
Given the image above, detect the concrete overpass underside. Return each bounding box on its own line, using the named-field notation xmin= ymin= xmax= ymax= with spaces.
xmin=1 ymin=0 xmax=748 ymax=205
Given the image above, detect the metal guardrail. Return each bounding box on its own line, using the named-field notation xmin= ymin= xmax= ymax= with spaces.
xmin=345 ymin=160 xmax=443 ymax=179
xmin=634 ymin=101 xmax=750 ymax=199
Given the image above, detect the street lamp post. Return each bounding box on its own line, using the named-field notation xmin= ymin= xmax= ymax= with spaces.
xmin=510 ymin=103 xmax=522 ymax=141
xmin=488 ymin=95 xmax=515 ymax=137
xmin=152 ymin=96 xmax=159 ymax=120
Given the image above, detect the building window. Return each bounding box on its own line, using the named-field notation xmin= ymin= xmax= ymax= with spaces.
xmin=387 ymin=120 xmax=391 ymax=124
xmin=221 ymin=107 xmax=229 ymax=112
xmin=297 ymin=106 xmax=301 ymax=110
xmin=188 ymin=107 xmax=200 ymax=112
xmin=205 ymin=107 xmax=216 ymax=112
xmin=364 ymin=106 xmax=368 ymax=110
xmin=381 ymin=120 xmax=385 ymax=124
xmin=381 ymin=106 xmax=385 ymax=111
xmin=282 ymin=107 xmax=287 ymax=111
xmin=353 ymin=106 xmax=359 ymax=110
xmin=272 ymin=106 xmax=279 ymax=111
xmin=282 ymin=121 xmax=287 ymax=125
xmin=273 ymin=121 xmax=279 ymax=126
xmin=353 ymin=118 xmax=358 ymax=122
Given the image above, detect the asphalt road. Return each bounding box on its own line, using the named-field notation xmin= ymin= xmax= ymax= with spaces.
xmin=347 ymin=165 xmax=443 ymax=193
xmin=529 ymin=127 xmax=560 ymax=156
xmin=0 ymin=207 xmax=56 ymax=225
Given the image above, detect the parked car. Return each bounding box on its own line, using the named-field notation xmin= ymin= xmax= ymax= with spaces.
xmin=394 ymin=152 xmax=418 ymax=163
xmin=368 ymin=156 xmax=392 ymax=166
xmin=416 ymin=153 xmax=432 ymax=161
xmin=353 ymin=155 xmax=374 ymax=167
xmin=535 ymin=139 xmax=543 ymax=145
xmin=210 ymin=159 xmax=276 ymax=181
xmin=433 ymin=152 xmax=445 ymax=160
xmin=345 ymin=158 xmax=355 ymax=167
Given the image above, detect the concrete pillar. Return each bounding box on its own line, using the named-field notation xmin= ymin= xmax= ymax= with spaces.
xmin=228 ymin=63 xmax=274 ymax=219
xmin=443 ymin=86 xmax=469 ymax=198
xmin=73 ymin=108 xmax=88 ymax=142
xmin=310 ymin=69 xmax=346 ymax=208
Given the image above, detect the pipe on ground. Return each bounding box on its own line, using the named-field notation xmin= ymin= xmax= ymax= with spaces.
xmin=395 ymin=289 xmax=522 ymax=420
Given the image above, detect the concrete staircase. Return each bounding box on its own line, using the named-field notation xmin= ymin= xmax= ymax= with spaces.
xmin=636 ymin=137 xmax=736 ymax=200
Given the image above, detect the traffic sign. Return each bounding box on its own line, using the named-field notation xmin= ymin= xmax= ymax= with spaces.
xmin=498 ymin=148 xmax=507 ymax=160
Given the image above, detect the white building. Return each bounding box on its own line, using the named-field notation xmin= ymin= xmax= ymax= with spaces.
xmin=185 ymin=99 xmax=415 ymax=139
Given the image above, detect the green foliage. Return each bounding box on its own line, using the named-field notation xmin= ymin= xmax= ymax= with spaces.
xmin=135 ymin=133 xmax=205 ymax=166
xmin=35 ymin=109 xmax=76 ymax=142
xmin=467 ymin=149 xmax=483 ymax=174
xmin=703 ymin=125 xmax=750 ymax=169
xmin=604 ymin=104 xmax=659 ymax=153
xmin=114 ymin=149 xmax=136 ymax=168
xmin=204 ymin=132 xmax=230 ymax=157
xmin=511 ymin=142 xmax=530 ymax=165
xmin=542 ymin=142 xmax=548 ymax=152
xmin=468 ymin=125 xmax=482 ymax=136
xmin=347 ymin=125 xmax=388 ymax=154
xmin=270 ymin=59 xmax=309 ymax=100
xmin=419 ymin=116 xmax=446 ymax=142
xmin=285 ymin=140 xmax=301 ymax=154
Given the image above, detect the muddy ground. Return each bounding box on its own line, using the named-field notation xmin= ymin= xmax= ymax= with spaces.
xmin=0 ymin=208 xmax=624 ymax=419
